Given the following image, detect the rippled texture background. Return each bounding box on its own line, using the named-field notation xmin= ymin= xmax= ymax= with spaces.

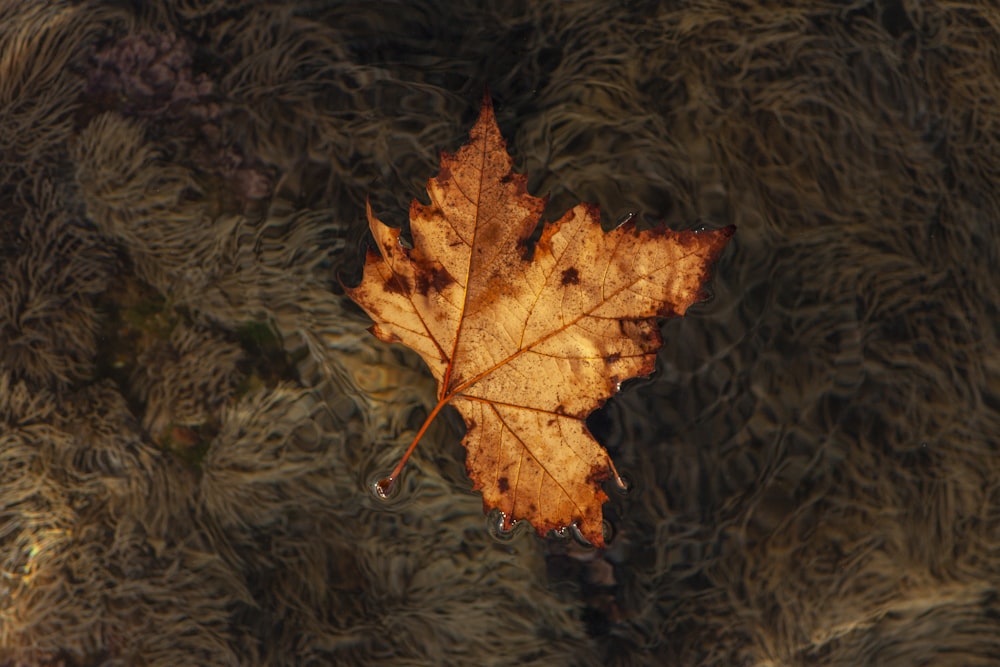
xmin=2 ymin=1 xmax=999 ymax=665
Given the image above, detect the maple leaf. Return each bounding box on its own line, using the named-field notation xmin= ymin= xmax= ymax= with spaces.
xmin=345 ymin=96 xmax=734 ymax=547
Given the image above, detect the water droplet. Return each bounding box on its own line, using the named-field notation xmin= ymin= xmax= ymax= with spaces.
xmin=372 ymin=475 xmax=397 ymax=500
xmin=487 ymin=509 xmax=519 ymax=542
xmin=612 ymin=471 xmax=632 ymax=496
xmin=560 ymin=520 xmax=614 ymax=548
xmin=614 ymin=211 xmax=637 ymax=229
xmin=569 ymin=524 xmax=594 ymax=547
xmin=602 ymin=519 xmax=616 ymax=544
xmin=364 ymin=469 xmax=419 ymax=510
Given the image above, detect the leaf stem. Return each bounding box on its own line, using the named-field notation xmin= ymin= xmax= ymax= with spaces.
xmin=379 ymin=395 xmax=451 ymax=491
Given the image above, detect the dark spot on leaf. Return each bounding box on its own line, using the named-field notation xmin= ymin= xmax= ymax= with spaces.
xmin=437 ymin=159 xmax=452 ymax=183
xmin=554 ymin=404 xmax=566 ymax=415
xmin=382 ymin=273 xmax=411 ymax=295
xmin=605 ymin=352 xmax=620 ymax=364
xmin=586 ymin=463 xmax=611 ymax=486
xmin=498 ymin=477 xmax=510 ymax=492
xmin=370 ymin=324 xmax=401 ymax=343
xmin=560 ymin=267 xmax=580 ymax=285
xmin=416 ymin=264 xmax=454 ymax=296
xmin=657 ymin=303 xmax=678 ymax=318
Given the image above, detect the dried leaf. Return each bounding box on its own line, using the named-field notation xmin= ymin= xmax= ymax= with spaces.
xmin=346 ymin=96 xmax=734 ymax=546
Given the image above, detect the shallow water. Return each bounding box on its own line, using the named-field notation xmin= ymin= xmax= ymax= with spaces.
xmin=3 ymin=1 xmax=1000 ymax=666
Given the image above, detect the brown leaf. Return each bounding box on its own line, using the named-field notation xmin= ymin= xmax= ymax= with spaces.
xmin=346 ymin=95 xmax=734 ymax=546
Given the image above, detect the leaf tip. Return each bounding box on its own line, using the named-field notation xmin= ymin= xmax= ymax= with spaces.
xmin=474 ymin=91 xmax=497 ymax=128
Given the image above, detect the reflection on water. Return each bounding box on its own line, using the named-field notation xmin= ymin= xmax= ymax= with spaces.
xmin=2 ymin=1 xmax=1000 ymax=665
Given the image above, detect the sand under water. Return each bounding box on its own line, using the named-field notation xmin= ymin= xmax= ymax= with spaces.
xmin=2 ymin=1 xmax=999 ymax=665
